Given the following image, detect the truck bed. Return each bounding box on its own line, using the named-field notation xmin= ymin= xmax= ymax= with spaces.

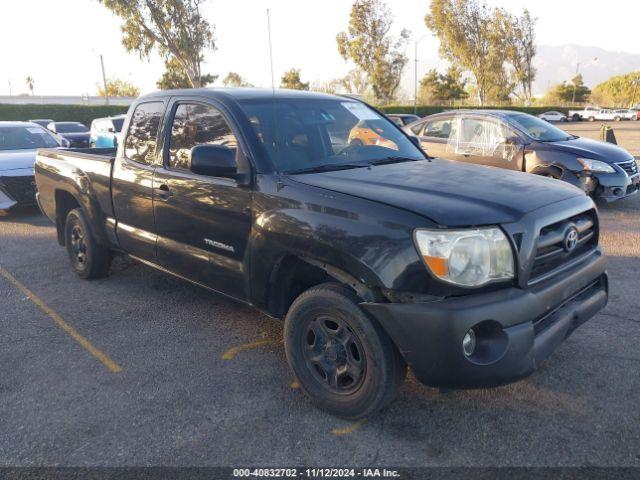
xmin=35 ymin=147 xmax=118 ymax=225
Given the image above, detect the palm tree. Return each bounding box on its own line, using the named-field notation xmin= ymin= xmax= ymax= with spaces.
xmin=26 ymin=76 xmax=34 ymax=95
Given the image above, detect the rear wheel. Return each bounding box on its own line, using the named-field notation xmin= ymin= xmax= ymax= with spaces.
xmin=64 ymin=208 xmax=111 ymax=279
xmin=284 ymin=283 xmax=406 ymax=419
xmin=614 ymin=116 xmax=621 ymax=122
xmin=588 ymin=116 xmax=595 ymax=122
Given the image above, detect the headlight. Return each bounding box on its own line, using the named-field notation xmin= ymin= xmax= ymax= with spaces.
xmin=577 ymin=158 xmax=615 ymax=173
xmin=414 ymin=227 xmax=515 ymax=287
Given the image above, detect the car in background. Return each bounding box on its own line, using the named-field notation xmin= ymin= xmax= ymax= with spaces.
xmin=537 ymin=111 xmax=567 ymax=122
xmin=568 ymin=106 xmax=601 ymax=121
xmin=405 ymin=110 xmax=639 ymax=202
xmin=28 ymin=119 xmax=55 ymax=128
xmin=0 ymin=122 xmax=65 ymax=214
xmin=613 ymin=109 xmax=636 ymax=121
xmin=570 ymin=108 xmax=624 ymax=122
xmin=46 ymin=121 xmax=90 ymax=148
xmin=90 ymin=115 xmax=126 ymax=148
xmin=387 ymin=113 xmax=421 ymax=127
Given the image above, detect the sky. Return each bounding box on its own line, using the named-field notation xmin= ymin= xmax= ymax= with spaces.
xmin=1 ymin=0 xmax=639 ymax=96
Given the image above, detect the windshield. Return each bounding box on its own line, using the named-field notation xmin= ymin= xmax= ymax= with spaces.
xmin=237 ymin=98 xmax=424 ymax=173
xmin=508 ymin=114 xmax=572 ymax=142
xmin=111 ymin=118 xmax=125 ymax=132
xmin=0 ymin=126 xmax=60 ymax=150
xmin=55 ymin=123 xmax=89 ymax=133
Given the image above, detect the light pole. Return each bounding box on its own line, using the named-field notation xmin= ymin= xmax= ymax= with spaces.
xmin=414 ymin=34 xmax=428 ymax=115
xmin=99 ymin=54 xmax=110 ymax=105
xmin=571 ymin=62 xmax=580 ymax=104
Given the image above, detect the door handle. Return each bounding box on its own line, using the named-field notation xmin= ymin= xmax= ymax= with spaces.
xmin=156 ymin=183 xmax=173 ymax=200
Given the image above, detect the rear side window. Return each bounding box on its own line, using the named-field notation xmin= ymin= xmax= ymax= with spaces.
xmin=168 ymin=103 xmax=237 ymax=171
xmin=124 ymin=102 xmax=164 ymax=165
xmin=423 ymin=117 xmax=455 ymax=139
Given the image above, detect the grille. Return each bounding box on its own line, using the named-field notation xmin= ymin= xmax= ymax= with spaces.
xmin=0 ymin=175 xmax=37 ymax=204
xmin=617 ymin=159 xmax=638 ymax=176
xmin=529 ymin=209 xmax=598 ymax=283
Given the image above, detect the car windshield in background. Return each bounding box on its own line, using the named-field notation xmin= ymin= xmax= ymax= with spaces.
xmin=237 ymin=98 xmax=424 ymax=173
xmin=55 ymin=123 xmax=89 ymax=133
xmin=111 ymin=118 xmax=125 ymax=132
xmin=0 ymin=126 xmax=60 ymax=151
xmin=508 ymin=114 xmax=571 ymax=142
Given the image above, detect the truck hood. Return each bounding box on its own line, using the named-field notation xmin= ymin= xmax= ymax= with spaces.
xmin=547 ymin=137 xmax=633 ymax=163
xmin=0 ymin=149 xmax=37 ymax=172
xmin=290 ymin=159 xmax=585 ymax=226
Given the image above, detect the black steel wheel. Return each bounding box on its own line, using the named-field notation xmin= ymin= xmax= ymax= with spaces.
xmin=302 ymin=313 xmax=367 ymax=395
xmin=284 ymin=283 xmax=406 ymax=419
xmin=65 ymin=208 xmax=111 ymax=279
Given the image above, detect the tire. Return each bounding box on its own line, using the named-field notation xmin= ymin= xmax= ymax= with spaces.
xmin=284 ymin=282 xmax=406 ymax=419
xmin=588 ymin=116 xmax=595 ymax=122
xmin=572 ymin=114 xmax=581 ymax=122
xmin=614 ymin=116 xmax=621 ymax=122
xmin=64 ymin=208 xmax=111 ymax=279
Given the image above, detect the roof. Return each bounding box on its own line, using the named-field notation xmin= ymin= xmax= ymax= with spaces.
xmin=139 ymin=87 xmax=349 ymax=103
xmin=423 ymin=109 xmax=533 ymax=120
xmin=0 ymin=121 xmax=42 ymax=127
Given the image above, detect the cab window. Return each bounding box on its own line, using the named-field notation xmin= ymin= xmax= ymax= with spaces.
xmin=124 ymin=102 xmax=164 ymax=165
xmin=168 ymin=103 xmax=238 ymax=172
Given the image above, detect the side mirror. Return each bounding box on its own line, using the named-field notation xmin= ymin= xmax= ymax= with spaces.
xmin=190 ymin=144 xmax=237 ymax=178
xmin=107 ymin=127 xmax=116 ymax=133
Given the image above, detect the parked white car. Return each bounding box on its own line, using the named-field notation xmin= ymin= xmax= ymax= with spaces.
xmin=537 ymin=111 xmax=567 ymax=122
xmin=613 ymin=109 xmax=637 ymax=121
xmin=571 ymin=108 xmax=626 ymax=122
xmin=567 ymin=106 xmax=601 ymax=121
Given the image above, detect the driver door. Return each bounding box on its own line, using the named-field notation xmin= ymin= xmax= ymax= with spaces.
xmin=153 ymin=99 xmax=252 ymax=300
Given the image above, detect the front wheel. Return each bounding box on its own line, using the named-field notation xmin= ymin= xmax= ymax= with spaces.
xmin=65 ymin=208 xmax=111 ymax=279
xmin=284 ymin=283 xmax=406 ymax=419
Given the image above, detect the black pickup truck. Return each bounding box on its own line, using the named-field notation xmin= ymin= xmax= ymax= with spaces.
xmin=35 ymin=89 xmax=608 ymax=419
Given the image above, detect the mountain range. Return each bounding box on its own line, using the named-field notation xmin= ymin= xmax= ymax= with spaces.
xmin=533 ymin=45 xmax=640 ymax=95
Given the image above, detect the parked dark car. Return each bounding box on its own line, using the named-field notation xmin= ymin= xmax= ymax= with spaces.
xmin=47 ymin=122 xmax=91 ymax=148
xmin=35 ymin=89 xmax=608 ymax=418
xmin=406 ymin=110 xmax=639 ymax=202
xmin=29 ymin=118 xmax=55 ymax=128
xmin=0 ymin=121 xmax=64 ymax=213
xmin=387 ymin=113 xmax=420 ymax=127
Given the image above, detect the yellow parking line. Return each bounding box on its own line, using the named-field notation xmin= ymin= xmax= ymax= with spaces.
xmin=330 ymin=419 xmax=366 ymax=436
xmin=221 ymin=338 xmax=279 ymax=360
xmin=0 ymin=265 xmax=122 ymax=373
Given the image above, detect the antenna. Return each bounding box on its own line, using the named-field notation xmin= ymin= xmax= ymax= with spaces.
xmin=266 ymin=9 xmax=275 ymax=92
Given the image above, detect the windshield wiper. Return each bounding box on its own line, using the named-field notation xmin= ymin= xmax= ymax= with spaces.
xmin=368 ymin=156 xmax=424 ymax=166
xmin=285 ymin=163 xmax=369 ymax=174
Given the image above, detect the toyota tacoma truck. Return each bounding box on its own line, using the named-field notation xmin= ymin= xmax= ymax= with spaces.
xmin=35 ymin=89 xmax=608 ymax=419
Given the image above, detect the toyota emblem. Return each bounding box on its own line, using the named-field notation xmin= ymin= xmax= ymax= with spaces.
xmin=564 ymin=227 xmax=579 ymax=252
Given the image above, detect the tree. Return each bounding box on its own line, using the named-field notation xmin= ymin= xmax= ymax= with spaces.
xmin=544 ymin=75 xmax=591 ymax=104
xmin=426 ymin=0 xmax=506 ymax=105
xmin=156 ymin=56 xmax=217 ymax=89
xmin=338 ymin=69 xmax=369 ymax=95
xmin=419 ymin=67 xmax=467 ymax=104
xmin=337 ymin=0 xmax=410 ymax=104
xmin=497 ymin=9 xmax=536 ymax=102
xmin=280 ymin=68 xmax=309 ymax=90
xmin=591 ymin=71 xmax=640 ymax=107
xmin=97 ymin=78 xmax=140 ymax=97
xmin=26 ymin=76 xmax=34 ymax=95
xmin=98 ymin=0 xmax=215 ymax=88
xmin=222 ymin=72 xmax=252 ymax=87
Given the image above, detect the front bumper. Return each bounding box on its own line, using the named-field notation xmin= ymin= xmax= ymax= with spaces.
xmin=0 ymin=173 xmax=37 ymax=212
xmin=363 ymin=250 xmax=608 ymax=389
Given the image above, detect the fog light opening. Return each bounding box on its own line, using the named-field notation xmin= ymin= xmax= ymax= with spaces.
xmin=462 ymin=329 xmax=476 ymax=358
